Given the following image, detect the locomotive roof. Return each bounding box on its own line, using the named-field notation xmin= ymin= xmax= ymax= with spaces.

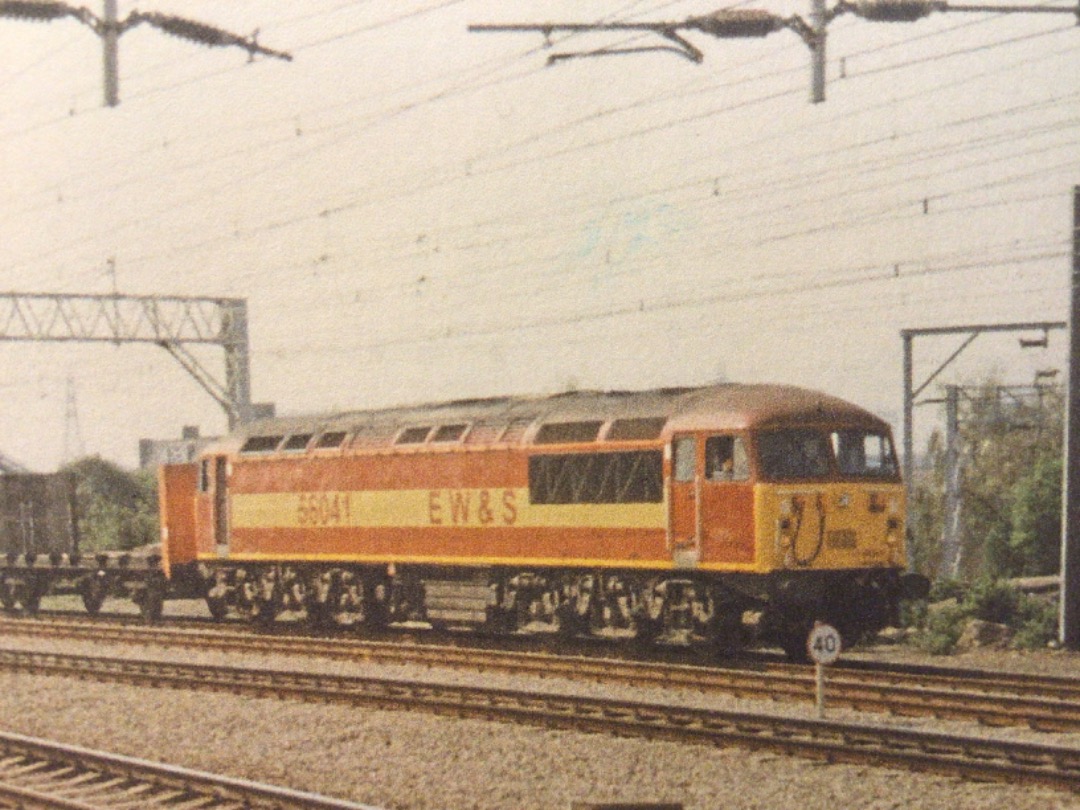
xmin=212 ymin=384 xmax=889 ymax=455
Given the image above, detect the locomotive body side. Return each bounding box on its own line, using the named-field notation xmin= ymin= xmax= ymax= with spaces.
xmin=210 ymin=447 xmax=669 ymax=568
xmin=162 ymin=384 xmax=925 ymax=656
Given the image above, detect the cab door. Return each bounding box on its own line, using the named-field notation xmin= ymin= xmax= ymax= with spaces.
xmin=667 ymin=434 xmax=701 ymax=568
xmin=700 ymin=434 xmax=756 ymax=564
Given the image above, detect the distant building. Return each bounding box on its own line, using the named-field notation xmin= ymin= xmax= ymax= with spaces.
xmin=138 ymin=426 xmax=216 ymax=469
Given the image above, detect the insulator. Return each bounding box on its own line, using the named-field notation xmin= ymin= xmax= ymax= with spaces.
xmin=141 ymin=12 xmax=239 ymax=48
xmin=0 ymin=1 xmax=75 ymax=21
xmin=690 ymin=9 xmax=786 ymax=38
xmin=852 ymin=0 xmax=942 ymax=22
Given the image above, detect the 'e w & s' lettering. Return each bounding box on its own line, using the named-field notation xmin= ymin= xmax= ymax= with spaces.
xmin=428 ymin=489 xmax=517 ymax=526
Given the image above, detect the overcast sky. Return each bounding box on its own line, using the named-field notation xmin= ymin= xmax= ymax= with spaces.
xmin=0 ymin=0 xmax=1075 ymax=471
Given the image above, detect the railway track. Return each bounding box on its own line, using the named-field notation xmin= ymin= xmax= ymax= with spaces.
xmin=0 ymin=647 xmax=1077 ymax=792
xmin=0 ymin=729 xmax=379 ymax=809
xmin=2 ymin=615 xmax=1079 ymax=733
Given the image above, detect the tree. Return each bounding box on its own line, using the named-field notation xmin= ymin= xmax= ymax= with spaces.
xmin=1009 ymin=451 xmax=1062 ymax=576
xmin=59 ymin=456 xmax=158 ymax=552
xmin=909 ymin=376 xmax=1062 ymax=582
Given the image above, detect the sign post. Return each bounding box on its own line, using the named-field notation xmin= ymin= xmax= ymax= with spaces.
xmin=806 ymin=622 xmax=842 ymax=718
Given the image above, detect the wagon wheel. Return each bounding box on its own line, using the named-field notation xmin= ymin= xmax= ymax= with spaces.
xmin=136 ymin=576 xmax=165 ymax=623
xmin=0 ymin=578 xmax=17 ymax=612
xmin=19 ymin=581 xmax=42 ymax=616
xmin=80 ymin=574 xmax=109 ymax=616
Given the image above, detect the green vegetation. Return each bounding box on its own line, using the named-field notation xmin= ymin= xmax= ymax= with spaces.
xmin=908 ymin=377 xmax=1062 ymax=581
xmin=903 ymin=376 xmax=1063 ymax=653
xmin=912 ymin=579 xmax=1058 ymax=654
xmin=60 ymin=456 xmax=158 ymax=552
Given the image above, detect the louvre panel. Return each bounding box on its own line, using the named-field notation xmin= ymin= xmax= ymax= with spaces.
xmin=497 ymin=417 xmax=534 ymax=445
xmin=350 ymin=425 xmax=398 ymax=448
xmin=529 ymin=451 xmax=663 ymax=504
xmin=464 ymin=421 xmax=503 ymax=445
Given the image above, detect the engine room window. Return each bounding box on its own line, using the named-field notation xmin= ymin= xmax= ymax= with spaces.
xmin=831 ymin=430 xmax=899 ymax=478
xmin=315 ymin=431 xmax=347 ymax=449
xmin=396 ymin=426 xmax=433 ymax=444
xmin=432 ymin=424 xmax=468 ymax=443
xmin=673 ymin=437 xmax=696 ymax=482
xmin=705 ymin=435 xmax=749 ymax=481
xmin=281 ymin=433 xmax=313 ymax=452
xmin=606 ymin=417 xmax=667 ymax=441
xmin=240 ymin=435 xmax=282 ymax=454
xmin=529 ymin=451 xmax=663 ymax=504
xmin=534 ymin=421 xmax=603 ymax=444
xmin=756 ymin=430 xmax=832 ymax=480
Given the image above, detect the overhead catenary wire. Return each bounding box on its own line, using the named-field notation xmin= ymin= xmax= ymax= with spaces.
xmin=0 ymin=9 xmax=1071 ymax=328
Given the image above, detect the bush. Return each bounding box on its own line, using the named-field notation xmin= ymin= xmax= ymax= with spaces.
xmin=962 ymin=579 xmax=1019 ymax=624
xmin=910 ymin=578 xmax=1060 ymax=653
xmin=899 ymin=597 xmax=927 ymax=630
xmin=916 ymin=603 xmax=967 ymax=655
xmin=928 ymin=578 xmax=966 ymax=604
xmin=1011 ymin=596 xmax=1058 ymax=650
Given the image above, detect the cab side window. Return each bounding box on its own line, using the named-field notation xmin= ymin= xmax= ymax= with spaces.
xmin=673 ymin=437 xmax=696 ymax=482
xmin=705 ymin=435 xmax=749 ymax=482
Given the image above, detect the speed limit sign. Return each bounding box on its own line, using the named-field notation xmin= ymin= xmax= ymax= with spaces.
xmin=807 ymin=623 xmax=842 ymax=665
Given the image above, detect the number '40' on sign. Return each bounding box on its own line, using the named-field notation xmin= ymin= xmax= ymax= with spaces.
xmin=807 ymin=623 xmax=842 ymax=665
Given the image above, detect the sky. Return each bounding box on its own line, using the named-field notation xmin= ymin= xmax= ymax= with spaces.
xmin=0 ymin=0 xmax=1075 ymax=471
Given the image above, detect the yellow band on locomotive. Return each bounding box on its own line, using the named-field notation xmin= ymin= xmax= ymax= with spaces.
xmin=230 ymin=487 xmax=667 ymax=531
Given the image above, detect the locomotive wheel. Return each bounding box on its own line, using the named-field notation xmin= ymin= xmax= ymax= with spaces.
xmin=711 ymin=612 xmax=749 ymax=658
xmin=778 ymin=621 xmax=814 ymax=663
xmin=310 ymin=575 xmax=365 ymax=629
xmin=780 ymin=633 xmax=810 ymax=663
xmin=205 ymin=594 xmax=229 ymax=621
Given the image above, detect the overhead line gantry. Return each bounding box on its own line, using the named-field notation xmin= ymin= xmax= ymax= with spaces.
xmin=0 ymin=292 xmax=254 ymax=428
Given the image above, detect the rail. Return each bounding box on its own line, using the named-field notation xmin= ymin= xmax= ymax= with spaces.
xmin=0 ymin=648 xmax=1077 ymax=791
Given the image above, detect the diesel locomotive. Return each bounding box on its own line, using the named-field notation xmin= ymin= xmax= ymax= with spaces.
xmin=157 ymin=383 xmax=928 ymax=658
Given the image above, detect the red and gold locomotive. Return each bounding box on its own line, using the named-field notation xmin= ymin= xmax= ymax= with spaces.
xmin=161 ymin=383 xmax=927 ymax=657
